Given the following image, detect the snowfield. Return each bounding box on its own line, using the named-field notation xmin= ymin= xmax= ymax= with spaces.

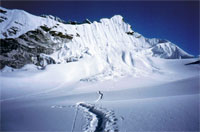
xmin=0 ymin=7 xmax=199 ymax=132
xmin=1 ymin=58 xmax=199 ymax=131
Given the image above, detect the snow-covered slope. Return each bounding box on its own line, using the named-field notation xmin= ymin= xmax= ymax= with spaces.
xmin=0 ymin=7 xmax=194 ymax=79
xmin=1 ymin=58 xmax=199 ymax=131
xmin=1 ymin=7 xmax=199 ymax=132
xmin=0 ymin=7 xmax=59 ymax=38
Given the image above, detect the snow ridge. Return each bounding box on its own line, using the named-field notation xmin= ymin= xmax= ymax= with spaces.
xmin=0 ymin=7 xmax=194 ymax=80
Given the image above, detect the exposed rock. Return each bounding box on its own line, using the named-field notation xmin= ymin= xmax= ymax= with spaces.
xmin=0 ymin=26 xmax=73 ymax=69
xmin=40 ymin=14 xmax=67 ymax=24
xmin=0 ymin=16 xmax=7 ymax=23
xmin=0 ymin=8 xmax=7 ymax=14
xmin=126 ymin=31 xmax=134 ymax=35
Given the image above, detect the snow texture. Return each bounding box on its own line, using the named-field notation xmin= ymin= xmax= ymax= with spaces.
xmin=0 ymin=7 xmax=199 ymax=132
xmin=77 ymin=102 xmax=118 ymax=132
xmin=0 ymin=7 xmax=194 ymax=78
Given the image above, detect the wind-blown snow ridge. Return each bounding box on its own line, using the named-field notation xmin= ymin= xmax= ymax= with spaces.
xmin=77 ymin=102 xmax=118 ymax=132
xmin=0 ymin=7 xmax=194 ymax=80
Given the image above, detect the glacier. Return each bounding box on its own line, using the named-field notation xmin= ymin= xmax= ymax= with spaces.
xmin=0 ymin=6 xmax=199 ymax=132
xmin=0 ymin=7 xmax=193 ymax=73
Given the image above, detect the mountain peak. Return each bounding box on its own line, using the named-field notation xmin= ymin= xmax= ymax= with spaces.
xmin=0 ymin=7 xmax=194 ymax=71
xmin=111 ymin=15 xmax=123 ymax=20
xmin=99 ymin=15 xmax=124 ymax=24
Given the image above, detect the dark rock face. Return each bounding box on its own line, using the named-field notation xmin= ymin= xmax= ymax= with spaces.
xmin=0 ymin=8 xmax=7 ymax=14
xmin=66 ymin=18 xmax=92 ymax=25
xmin=0 ymin=16 xmax=7 ymax=23
xmin=126 ymin=32 xmax=134 ymax=35
xmin=40 ymin=15 xmax=68 ymax=24
xmin=1 ymin=26 xmax=21 ymax=38
xmin=0 ymin=25 xmax=73 ymax=69
xmin=185 ymin=60 xmax=200 ymax=65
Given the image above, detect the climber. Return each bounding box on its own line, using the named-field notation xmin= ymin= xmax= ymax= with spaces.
xmin=98 ymin=91 xmax=103 ymax=100
xmin=95 ymin=91 xmax=103 ymax=102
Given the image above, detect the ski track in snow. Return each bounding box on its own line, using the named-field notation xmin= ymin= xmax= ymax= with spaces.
xmin=77 ymin=102 xmax=118 ymax=132
xmin=51 ymin=92 xmax=118 ymax=132
xmin=51 ymin=102 xmax=119 ymax=132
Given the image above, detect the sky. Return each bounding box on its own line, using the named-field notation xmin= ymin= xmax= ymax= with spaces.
xmin=1 ymin=1 xmax=199 ymax=56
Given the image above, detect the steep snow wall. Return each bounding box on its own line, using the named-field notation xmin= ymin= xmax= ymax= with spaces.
xmin=0 ymin=7 xmax=194 ymax=79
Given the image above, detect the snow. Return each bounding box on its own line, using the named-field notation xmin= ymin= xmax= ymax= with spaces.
xmin=1 ymin=7 xmax=194 ymax=80
xmin=0 ymin=7 xmax=59 ymax=39
xmin=77 ymin=102 xmax=118 ymax=132
xmin=1 ymin=58 xmax=199 ymax=131
xmin=0 ymin=7 xmax=199 ymax=132
xmin=104 ymin=94 xmax=199 ymax=131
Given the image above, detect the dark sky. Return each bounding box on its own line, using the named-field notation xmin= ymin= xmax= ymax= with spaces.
xmin=1 ymin=1 xmax=199 ymax=56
